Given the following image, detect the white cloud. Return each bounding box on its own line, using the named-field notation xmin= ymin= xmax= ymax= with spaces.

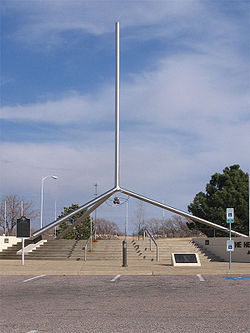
xmin=0 ymin=89 xmax=113 ymax=124
xmin=2 ymin=0 xmax=205 ymax=46
xmin=9 ymin=1 xmax=200 ymax=27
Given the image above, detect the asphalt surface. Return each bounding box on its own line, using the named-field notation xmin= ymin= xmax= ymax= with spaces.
xmin=0 ymin=275 xmax=249 ymax=333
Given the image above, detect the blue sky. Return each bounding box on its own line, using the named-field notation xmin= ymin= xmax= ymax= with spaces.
xmin=0 ymin=0 xmax=249 ymax=232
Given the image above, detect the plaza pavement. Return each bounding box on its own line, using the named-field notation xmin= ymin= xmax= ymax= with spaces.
xmin=0 ymin=259 xmax=249 ymax=276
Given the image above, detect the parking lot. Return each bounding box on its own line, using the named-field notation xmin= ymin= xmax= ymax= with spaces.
xmin=0 ymin=274 xmax=249 ymax=333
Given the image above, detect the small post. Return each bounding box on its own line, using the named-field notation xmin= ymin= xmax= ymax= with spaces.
xmin=22 ymin=238 xmax=25 ymax=265
xmin=122 ymin=240 xmax=128 ymax=267
xmin=84 ymin=246 xmax=87 ymax=261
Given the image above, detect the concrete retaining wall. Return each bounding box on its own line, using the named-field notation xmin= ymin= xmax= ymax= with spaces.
xmin=0 ymin=236 xmax=21 ymax=251
xmin=16 ymin=240 xmax=47 ymax=255
xmin=192 ymin=237 xmax=250 ymax=263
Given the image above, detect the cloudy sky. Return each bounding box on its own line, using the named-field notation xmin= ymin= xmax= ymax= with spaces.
xmin=0 ymin=0 xmax=249 ymax=232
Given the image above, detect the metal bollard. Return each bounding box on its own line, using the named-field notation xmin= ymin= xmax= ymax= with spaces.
xmin=122 ymin=240 xmax=128 ymax=267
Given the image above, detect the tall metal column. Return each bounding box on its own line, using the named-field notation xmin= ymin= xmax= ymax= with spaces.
xmin=115 ymin=21 xmax=120 ymax=189
xmin=125 ymin=198 xmax=128 ymax=239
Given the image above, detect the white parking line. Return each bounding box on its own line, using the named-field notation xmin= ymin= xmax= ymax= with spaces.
xmin=111 ymin=274 xmax=121 ymax=282
xmin=197 ymin=274 xmax=205 ymax=282
xmin=26 ymin=330 xmax=38 ymax=333
xmin=23 ymin=275 xmax=46 ymax=283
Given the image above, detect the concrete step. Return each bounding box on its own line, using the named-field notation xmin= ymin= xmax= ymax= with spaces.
xmin=27 ymin=240 xmax=86 ymax=260
xmin=0 ymin=240 xmax=34 ymax=260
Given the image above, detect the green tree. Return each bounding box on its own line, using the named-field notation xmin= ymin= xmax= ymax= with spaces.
xmin=187 ymin=165 xmax=249 ymax=236
xmin=56 ymin=204 xmax=92 ymax=239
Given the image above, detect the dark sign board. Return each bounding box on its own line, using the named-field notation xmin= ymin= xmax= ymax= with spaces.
xmin=174 ymin=253 xmax=198 ymax=263
xmin=16 ymin=216 xmax=30 ymax=238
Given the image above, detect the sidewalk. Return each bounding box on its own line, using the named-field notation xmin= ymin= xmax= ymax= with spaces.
xmin=0 ymin=259 xmax=249 ymax=276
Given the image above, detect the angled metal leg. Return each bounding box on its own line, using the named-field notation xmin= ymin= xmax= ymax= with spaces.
xmin=119 ymin=187 xmax=247 ymax=238
xmin=57 ymin=193 xmax=114 ymax=239
xmin=32 ymin=187 xmax=117 ymax=239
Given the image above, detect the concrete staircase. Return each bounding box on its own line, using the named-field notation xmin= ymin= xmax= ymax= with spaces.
xmin=131 ymin=238 xmax=215 ymax=264
xmin=26 ymin=239 xmax=87 ymax=260
xmin=85 ymin=240 xmax=122 ymax=260
xmin=0 ymin=239 xmax=33 ymax=260
xmin=0 ymin=238 xmax=219 ymax=263
xmin=156 ymin=239 xmax=211 ymax=264
xmin=84 ymin=239 xmax=155 ymax=262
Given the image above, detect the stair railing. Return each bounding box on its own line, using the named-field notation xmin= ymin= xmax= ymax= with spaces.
xmin=84 ymin=228 xmax=96 ymax=261
xmin=67 ymin=240 xmax=78 ymax=259
xmin=143 ymin=227 xmax=159 ymax=262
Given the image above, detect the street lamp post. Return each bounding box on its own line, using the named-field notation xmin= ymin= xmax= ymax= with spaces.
xmin=54 ymin=199 xmax=57 ymax=239
xmin=4 ymin=200 xmax=7 ymax=236
xmin=40 ymin=175 xmax=58 ymax=229
xmin=125 ymin=198 xmax=129 ymax=239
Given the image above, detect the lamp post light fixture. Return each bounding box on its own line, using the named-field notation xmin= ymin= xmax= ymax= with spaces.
xmin=40 ymin=175 xmax=58 ymax=229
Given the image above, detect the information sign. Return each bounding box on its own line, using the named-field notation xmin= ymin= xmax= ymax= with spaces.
xmin=16 ymin=216 xmax=30 ymax=238
xmin=227 ymin=240 xmax=234 ymax=252
xmin=226 ymin=208 xmax=234 ymax=223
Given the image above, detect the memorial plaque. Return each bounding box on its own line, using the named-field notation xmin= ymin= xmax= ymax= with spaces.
xmin=16 ymin=216 xmax=30 ymax=238
xmin=174 ymin=253 xmax=198 ymax=263
xmin=171 ymin=253 xmax=201 ymax=266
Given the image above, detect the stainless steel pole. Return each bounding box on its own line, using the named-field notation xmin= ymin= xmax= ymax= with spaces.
xmin=125 ymin=199 xmax=128 ymax=239
xmin=119 ymin=187 xmax=247 ymax=237
xmin=21 ymin=200 xmax=24 ymax=216
xmin=40 ymin=178 xmax=44 ymax=229
xmin=115 ymin=21 xmax=120 ymax=189
xmin=22 ymin=238 xmax=25 ymax=265
xmin=54 ymin=200 xmax=57 ymax=238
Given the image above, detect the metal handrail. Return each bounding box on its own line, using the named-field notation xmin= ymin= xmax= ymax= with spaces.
xmin=143 ymin=227 xmax=159 ymax=262
xmin=84 ymin=228 xmax=96 ymax=261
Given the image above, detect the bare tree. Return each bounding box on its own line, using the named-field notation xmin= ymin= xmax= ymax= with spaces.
xmin=0 ymin=194 xmax=38 ymax=235
xmin=133 ymin=200 xmax=145 ymax=236
xmin=95 ymin=218 xmax=121 ymax=238
xmin=145 ymin=216 xmax=203 ymax=238
xmin=145 ymin=218 xmax=163 ymax=236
